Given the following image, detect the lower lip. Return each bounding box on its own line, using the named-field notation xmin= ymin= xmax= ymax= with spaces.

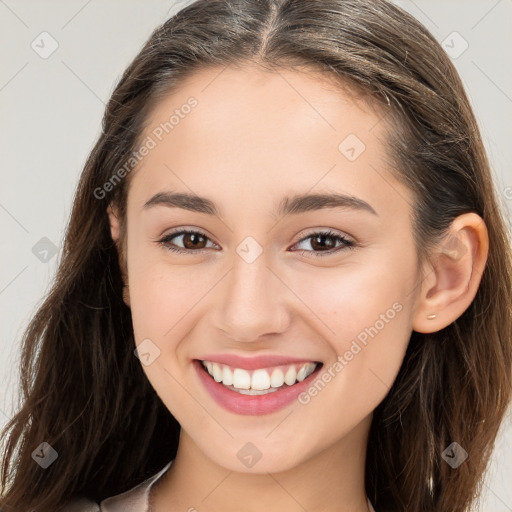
xmin=193 ymin=359 xmax=322 ymax=416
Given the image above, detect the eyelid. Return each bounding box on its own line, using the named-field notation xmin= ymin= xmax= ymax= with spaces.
xmin=294 ymin=227 xmax=355 ymax=244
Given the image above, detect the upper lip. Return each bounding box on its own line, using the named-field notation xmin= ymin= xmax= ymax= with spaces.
xmin=196 ymin=354 xmax=321 ymax=370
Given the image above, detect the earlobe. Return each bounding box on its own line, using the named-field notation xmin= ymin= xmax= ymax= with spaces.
xmin=413 ymin=213 xmax=489 ymax=333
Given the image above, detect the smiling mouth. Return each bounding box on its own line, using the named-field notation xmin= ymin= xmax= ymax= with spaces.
xmin=199 ymin=360 xmax=322 ymax=395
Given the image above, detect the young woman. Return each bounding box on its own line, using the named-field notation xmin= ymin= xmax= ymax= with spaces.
xmin=1 ymin=1 xmax=511 ymax=511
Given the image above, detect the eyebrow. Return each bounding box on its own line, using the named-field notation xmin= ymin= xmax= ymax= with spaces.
xmin=142 ymin=191 xmax=378 ymax=217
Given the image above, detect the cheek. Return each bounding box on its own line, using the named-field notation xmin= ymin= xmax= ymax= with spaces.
xmin=126 ymin=255 xmax=210 ymax=415
xmin=290 ymin=255 xmax=411 ymax=345
xmin=127 ymin=247 xmax=210 ymax=342
xmin=302 ymin=298 xmax=413 ymax=432
xmin=289 ymin=253 xmax=415 ymax=407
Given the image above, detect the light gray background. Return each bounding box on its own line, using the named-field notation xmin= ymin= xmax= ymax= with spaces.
xmin=1 ymin=0 xmax=511 ymax=510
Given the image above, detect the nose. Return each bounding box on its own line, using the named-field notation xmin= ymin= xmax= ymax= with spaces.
xmin=211 ymin=252 xmax=291 ymax=343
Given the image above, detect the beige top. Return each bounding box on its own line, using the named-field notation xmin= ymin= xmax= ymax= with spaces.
xmin=100 ymin=460 xmax=172 ymax=511
xmin=61 ymin=461 xmax=171 ymax=512
xmin=63 ymin=460 xmax=377 ymax=512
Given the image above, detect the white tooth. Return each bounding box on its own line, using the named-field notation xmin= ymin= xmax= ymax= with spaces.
xmin=270 ymin=368 xmax=285 ymax=388
xmin=205 ymin=361 xmax=213 ymax=373
xmin=232 ymin=368 xmax=251 ymax=389
xmin=296 ymin=364 xmax=308 ymax=382
xmin=222 ymin=365 xmax=233 ymax=386
xmin=284 ymin=366 xmax=297 ymax=386
xmin=305 ymin=362 xmax=317 ymax=378
xmin=296 ymin=363 xmax=317 ymax=382
xmin=212 ymin=363 xmax=223 ymax=382
xmin=251 ymin=369 xmax=271 ymax=390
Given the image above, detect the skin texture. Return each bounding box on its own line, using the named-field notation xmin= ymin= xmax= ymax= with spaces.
xmin=107 ymin=64 xmax=489 ymax=512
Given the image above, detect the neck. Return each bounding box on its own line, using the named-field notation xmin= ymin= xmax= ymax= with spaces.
xmin=151 ymin=415 xmax=373 ymax=512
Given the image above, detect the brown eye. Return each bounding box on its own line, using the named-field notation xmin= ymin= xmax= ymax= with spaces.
xmin=291 ymin=230 xmax=355 ymax=258
xmin=158 ymin=229 xmax=218 ymax=254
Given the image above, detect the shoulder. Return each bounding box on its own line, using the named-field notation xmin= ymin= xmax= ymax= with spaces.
xmin=59 ymin=460 xmax=173 ymax=512
xmin=100 ymin=460 xmax=172 ymax=511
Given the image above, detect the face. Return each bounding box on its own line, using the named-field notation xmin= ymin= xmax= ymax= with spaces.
xmin=111 ymin=64 xmax=423 ymax=473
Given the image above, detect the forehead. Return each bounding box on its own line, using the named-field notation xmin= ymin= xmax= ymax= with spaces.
xmin=145 ymin=63 xmax=382 ymax=140
xmin=127 ymin=64 xmax=409 ymax=222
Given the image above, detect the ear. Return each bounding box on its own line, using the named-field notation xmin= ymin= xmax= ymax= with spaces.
xmin=107 ymin=203 xmax=130 ymax=308
xmin=107 ymin=202 xmax=121 ymax=243
xmin=412 ymin=212 xmax=489 ymax=333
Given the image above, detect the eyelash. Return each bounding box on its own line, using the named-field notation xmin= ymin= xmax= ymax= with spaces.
xmin=157 ymin=228 xmax=356 ymax=258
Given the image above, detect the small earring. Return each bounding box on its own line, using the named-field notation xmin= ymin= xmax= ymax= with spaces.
xmin=427 ymin=313 xmax=437 ymax=320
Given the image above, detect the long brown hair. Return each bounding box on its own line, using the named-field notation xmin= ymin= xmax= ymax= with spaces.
xmin=1 ymin=1 xmax=511 ymax=511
